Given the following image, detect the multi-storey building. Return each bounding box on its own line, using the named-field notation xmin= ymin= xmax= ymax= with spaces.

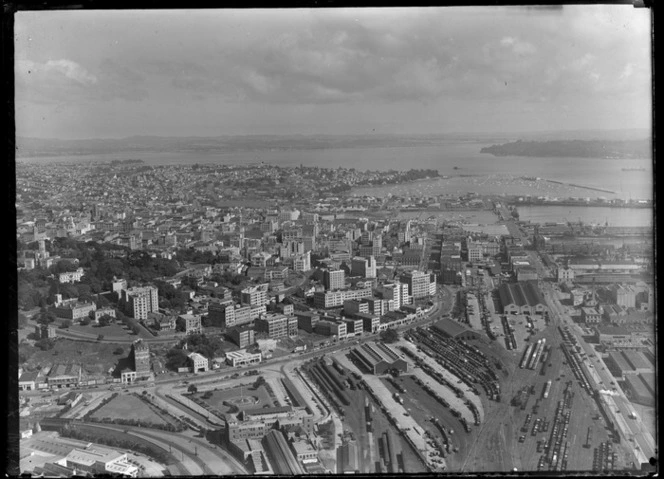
xmin=54 ymin=300 xmax=97 ymax=321
xmin=364 ymin=298 xmax=388 ymax=317
xmin=255 ymin=314 xmax=298 ymax=339
xmin=313 ymin=287 xmax=373 ymax=309
xmin=344 ymin=299 xmax=369 ymax=316
xmin=207 ymin=300 xmax=236 ymax=328
xmin=179 ymin=313 xmax=203 ymax=335
xmin=351 ymin=256 xmax=376 ymax=279
xmin=611 ymin=284 xmax=637 ymax=309
xmin=294 ymin=311 xmax=320 ymax=333
xmin=293 ymin=251 xmax=311 ymax=272
xmin=188 ymin=352 xmax=209 ymax=373
xmin=314 ymin=320 xmax=347 ymax=339
xmin=342 ymin=317 xmax=364 ymax=336
xmin=228 ymin=325 xmax=256 ymax=348
xmin=58 ymin=268 xmax=85 ymax=284
xmin=467 ymin=244 xmax=483 ymax=263
xmin=323 ymin=269 xmax=345 ymax=291
xmin=131 ymin=339 xmax=151 ymax=378
xmin=121 ymin=286 xmax=159 ymax=320
xmin=241 ymin=284 xmax=269 ymax=307
xmin=399 ymin=270 xmax=433 ymax=300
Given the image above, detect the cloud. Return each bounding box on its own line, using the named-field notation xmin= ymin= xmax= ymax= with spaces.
xmin=45 ymin=59 xmax=97 ymax=85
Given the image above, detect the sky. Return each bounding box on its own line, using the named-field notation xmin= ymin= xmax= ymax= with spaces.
xmin=15 ymin=6 xmax=652 ymax=139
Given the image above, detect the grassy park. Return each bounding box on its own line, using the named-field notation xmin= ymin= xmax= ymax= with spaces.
xmin=91 ymin=394 xmax=170 ymax=426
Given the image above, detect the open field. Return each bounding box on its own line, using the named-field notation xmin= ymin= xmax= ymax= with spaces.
xmin=91 ymin=394 xmax=170 ymax=426
xmin=195 ymin=384 xmax=276 ymax=414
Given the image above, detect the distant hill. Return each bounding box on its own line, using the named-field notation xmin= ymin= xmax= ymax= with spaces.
xmin=480 ymin=139 xmax=651 ymax=159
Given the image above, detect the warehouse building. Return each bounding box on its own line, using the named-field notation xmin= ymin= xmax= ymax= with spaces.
xmin=624 ymin=374 xmax=655 ymax=406
xmin=432 ymin=318 xmax=483 ymax=341
xmin=498 ymin=281 xmax=547 ymax=315
xmin=350 ymin=342 xmax=407 ymax=375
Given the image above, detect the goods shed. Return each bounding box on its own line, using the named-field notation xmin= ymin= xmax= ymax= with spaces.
xmin=498 ymin=281 xmax=547 ymax=315
xmin=623 ymin=374 xmax=655 ymax=406
xmin=432 ymin=318 xmax=483 ymax=341
xmin=350 ymin=342 xmax=407 ymax=375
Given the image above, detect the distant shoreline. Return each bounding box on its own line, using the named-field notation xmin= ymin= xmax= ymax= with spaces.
xmin=480 ymin=139 xmax=650 ymax=159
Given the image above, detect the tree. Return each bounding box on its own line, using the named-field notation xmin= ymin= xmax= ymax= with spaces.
xmin=379 ymin=328 xmax=399 ymax=344
xmin=252 ymin=376 xmax=266 ymax=390
xmin=35 ymin=338 xmax=55 ymax=351
xmin=60 ymin=320 xmax=72 ymax=329
xmin=113 ymin=347 xmax=124 ymax=355
xmin=97 ymin=334 xmax=105 ymax=341
xmin=79 ymin=317 xmax=91 ymax=326
xmin=37 ymin=311 xmax=57 ymax=325
xmin=165 ymin=349 xmax=190 ymax=371
xmin=187 ymin=384 xmax=198 ymax=394
xmin=131 ymin=324 xmax=141 ymax=335
xmin=97 ymin=315 xmax=113 ymax=327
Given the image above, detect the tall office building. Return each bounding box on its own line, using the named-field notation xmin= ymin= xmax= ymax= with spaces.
xmin=121 ymin=286 xmax=159 ymax=320
xmin=323 ymin=269 xmax=345 ymax=291
xmin=351 ymin=256 xmax=376 ymax=279
xmin=400 ymin=270 xmax=431 ymax=300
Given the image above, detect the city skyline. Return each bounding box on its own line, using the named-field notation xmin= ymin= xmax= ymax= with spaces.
xmin=15 ymin=6 xmax=651 ymax=139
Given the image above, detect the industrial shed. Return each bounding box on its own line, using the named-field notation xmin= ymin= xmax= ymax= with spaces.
xmin=432 ymin=318 xmax=483 ymax=341
xmin=498 ymin=281 xmax=547 ymax=315
xmin=624 ymin=374 xmax=655 ymax=407
xmin=350 ymin=342 xmax=408 ymax=375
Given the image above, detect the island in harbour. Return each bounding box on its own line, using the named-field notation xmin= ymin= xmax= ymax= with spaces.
xmin=480 ymin=139 xmax=651 ymax=159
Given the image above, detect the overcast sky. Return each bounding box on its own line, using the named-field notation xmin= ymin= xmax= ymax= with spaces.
xmin=15 ymin=6 xmax=651 ymax=139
